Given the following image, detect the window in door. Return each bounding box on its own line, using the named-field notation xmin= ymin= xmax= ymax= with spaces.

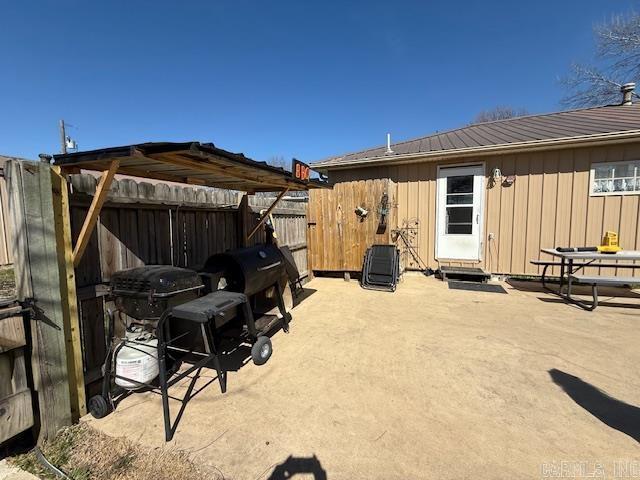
xmin=446 ymin=175 xmax=474 ymax=234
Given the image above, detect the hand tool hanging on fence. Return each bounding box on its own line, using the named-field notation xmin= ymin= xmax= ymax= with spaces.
xmin=377 ymin=193 xmax=389 ymax=234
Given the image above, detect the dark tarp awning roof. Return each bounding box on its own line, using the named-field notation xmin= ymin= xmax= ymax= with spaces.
xmin=53 ymin=142 xmax=329 ymax=192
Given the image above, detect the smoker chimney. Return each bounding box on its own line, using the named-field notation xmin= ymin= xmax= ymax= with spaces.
xmin=621 ymin=82 xmax=636 ymax=105
xmin=38 ymin=153 xmax=52 ymax=163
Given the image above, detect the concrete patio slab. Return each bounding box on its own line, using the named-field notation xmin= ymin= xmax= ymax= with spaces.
xmin=85 ymin=275 xmax=640 ymax=479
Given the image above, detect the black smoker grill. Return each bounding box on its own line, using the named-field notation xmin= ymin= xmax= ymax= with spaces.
xmin=203 ymin=244 xmax=287 ymax=303
xmin=89 ymin=244 xmax=291 ymax=441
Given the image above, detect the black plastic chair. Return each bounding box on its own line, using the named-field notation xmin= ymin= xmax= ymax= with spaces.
xmin=361 ymin=245 xmax=400 ymax=292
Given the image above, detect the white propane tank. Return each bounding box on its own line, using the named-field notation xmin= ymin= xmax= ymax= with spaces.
xmin=115 ymin=329 xmax=159 ymax=390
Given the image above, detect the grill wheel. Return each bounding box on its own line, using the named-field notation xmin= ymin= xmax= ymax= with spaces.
xmin=88 ymin=394 xmax=112 ymax=419
xmin=251 ymin=336 xmax=272 ymax=365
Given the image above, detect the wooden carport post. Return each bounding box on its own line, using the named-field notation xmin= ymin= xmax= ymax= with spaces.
xmin=51 ymin=159 xmax=119 ymax=421
xmin=51 ymin=166 xmax=85 ymax=421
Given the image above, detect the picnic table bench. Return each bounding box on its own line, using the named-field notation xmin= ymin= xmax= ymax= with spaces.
xmin=568 ymin=274 xmax=639 ymax=310
xmin=532 ymin=249 xmax=640 ymax=311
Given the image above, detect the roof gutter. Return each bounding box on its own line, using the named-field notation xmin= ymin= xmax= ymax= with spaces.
xmin=313 ymin=129 xmax=640 ymax=171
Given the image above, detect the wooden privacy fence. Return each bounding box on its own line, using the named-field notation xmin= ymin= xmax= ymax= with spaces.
xmin=5 ymin=160 xmax=308 ymax=444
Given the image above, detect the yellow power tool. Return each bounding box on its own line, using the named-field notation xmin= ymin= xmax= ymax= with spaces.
xmin=597 ymin=231 xmax=622 ymax=253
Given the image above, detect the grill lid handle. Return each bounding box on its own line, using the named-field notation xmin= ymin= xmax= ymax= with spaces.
xmin=257 ymin=261 xmax=282 ymax=272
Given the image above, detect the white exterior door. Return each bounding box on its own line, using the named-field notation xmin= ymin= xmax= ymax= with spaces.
xmin=436 ymin=165 xmax=484 ymax=260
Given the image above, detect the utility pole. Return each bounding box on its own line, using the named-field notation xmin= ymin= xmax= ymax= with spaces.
xmin=59 ymin=119 xmax=67 ymax=154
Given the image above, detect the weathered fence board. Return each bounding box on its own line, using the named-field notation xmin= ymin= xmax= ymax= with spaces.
xmin=6 ymin=160 xmax=72 ymax=443
xmin=0 ymin=390 xmax=33 ymax=443
xmin=0 ymin=343 xmax=33 ymax=443
xmin=6 ymin=162 xmax=32 ymax=300
xmin=0 ymin=345 xmax=28 ymax=399
xmin=0 ymin=313 xmax=26 ymax=354
xmin=0 ymin=157 xmax=15 ymax=266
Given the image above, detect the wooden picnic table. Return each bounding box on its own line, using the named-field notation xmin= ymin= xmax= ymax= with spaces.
xmin=539 ymin=248 xmax=640 ymax=310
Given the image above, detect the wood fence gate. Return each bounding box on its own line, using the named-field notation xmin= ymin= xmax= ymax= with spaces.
xmin=307 ymin=179 xmax=397 ymax=272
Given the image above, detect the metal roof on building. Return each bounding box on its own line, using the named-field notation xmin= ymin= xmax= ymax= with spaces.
xmin=313 ymin=103 xmax=640 ymax=169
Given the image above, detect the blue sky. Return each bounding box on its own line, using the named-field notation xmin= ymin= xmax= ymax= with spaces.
xmin=0 ymin=1 xmax=636 ymax=163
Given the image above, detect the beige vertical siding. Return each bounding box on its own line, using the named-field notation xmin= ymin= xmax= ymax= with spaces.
xmin=328 ymin=142 xmax=640 ymax=276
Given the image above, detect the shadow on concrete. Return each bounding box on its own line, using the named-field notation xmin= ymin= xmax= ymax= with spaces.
xmin=217 ymin=286 xmax=317 ymax=373
xmin=267 ymin=455 xmax=327 ymax=480
xmin=292 ymin=287 xmax=317 ymax=308
xmin=549 ymin=369 xmax=640 ymax=443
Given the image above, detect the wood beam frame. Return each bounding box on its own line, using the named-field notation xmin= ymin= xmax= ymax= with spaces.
xmin=247 ymin=188 xmax=289 ymax=241
xmin=70 ymin=151 xmax=312 ymax=191
xmin=52 ymin=166 xmax=86 ymax=420
xmin=143 ymin=150 xmax=295 ymax=190
xmin=72 ymin=160 xmax=120 ymax=266
xmin=183 ymin=151 xmax=290 ymax=187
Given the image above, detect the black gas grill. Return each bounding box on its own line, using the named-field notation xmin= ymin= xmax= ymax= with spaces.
xmin=90 ymin=244 xmax=292 ymax=441
xmin=111 ymin=266 xmax=204 ymax=319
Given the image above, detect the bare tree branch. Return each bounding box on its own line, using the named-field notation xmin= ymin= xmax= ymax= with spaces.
xmin=561 ymin=64 xmax=623 ymax=108
xmin=562 ymin=11 xmax=640 ymax=108
xmin=267 ymin=156 xmax=289 ymax=171
xmin=256 ymin=156 xmax=308 ymax=198
xmin=471 ymin=106 xmax=529 ymax=124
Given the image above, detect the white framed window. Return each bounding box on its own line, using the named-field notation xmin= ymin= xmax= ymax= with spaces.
xmin=590 ymin=160 xmax=640 ymax=196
